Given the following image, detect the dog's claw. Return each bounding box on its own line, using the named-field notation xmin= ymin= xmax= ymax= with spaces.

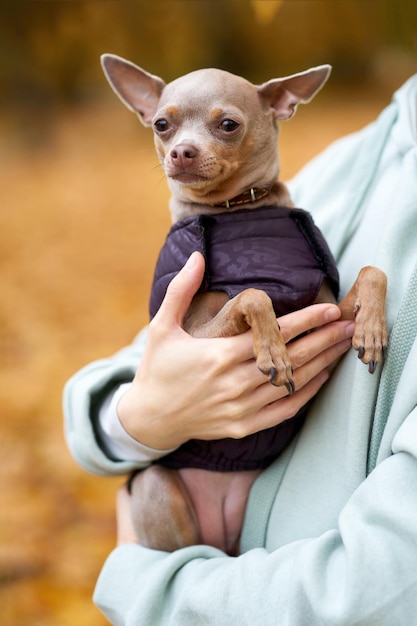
xmin=267 ymin=367 xmax=294 ymax=392
xmin=268 ymin=367 xmax=277 ymax=384
xmin=356 ymin=344 xmax=387 ymax=373
xmin=285 ymin=380 xmax=295 ymax=395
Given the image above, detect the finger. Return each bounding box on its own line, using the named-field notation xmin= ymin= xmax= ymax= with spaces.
xmin=217 ymin=369 xmax=330 ymax=441
xmin=254 ymin=370 xmax=330 ymax=432
xmin=152 ymin=252 xmax=206 ymax=329
xmin=291 ymin=335 xmax=352 ymax=389
xmin=287 ymin=320 xmax=354 ymax=369
xmin=217 ymin=320 xmax=354 ymax=397
xmin=278 ymin=303 xmax=341 ymax=344
xmin=221 ymin=334 xmax=353 ymax=436
xmin=205 ymin=304 xmax=345 ymax=368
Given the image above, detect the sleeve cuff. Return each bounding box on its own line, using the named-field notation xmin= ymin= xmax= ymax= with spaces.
xmin=98 ymin=383 xmax=179 ymax=463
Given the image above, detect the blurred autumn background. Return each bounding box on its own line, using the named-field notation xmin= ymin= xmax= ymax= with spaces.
xmin=1 ymin=1 xmax=416 ymax=624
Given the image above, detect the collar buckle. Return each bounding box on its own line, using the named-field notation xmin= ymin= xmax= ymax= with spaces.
xmin=214 ymin=187 xmax=270 ymax=209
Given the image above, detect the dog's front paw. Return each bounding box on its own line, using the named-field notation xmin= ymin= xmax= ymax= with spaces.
xmin=352 ymin=305 xmax=388 ymax=373
xmin=255 ymin=330 xmax=295 ymax=393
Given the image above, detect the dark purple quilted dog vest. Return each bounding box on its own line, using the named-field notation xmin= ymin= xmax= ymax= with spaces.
xmin=150 ymin=205 xmax=339 ymax=471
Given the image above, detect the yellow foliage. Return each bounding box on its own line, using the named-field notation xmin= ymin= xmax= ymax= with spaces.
xmin=251 ymin=0 xmax=284 ymax=25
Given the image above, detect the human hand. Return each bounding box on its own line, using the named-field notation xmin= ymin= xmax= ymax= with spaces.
xmin=118 ymin=252 xmax=353 ymax=450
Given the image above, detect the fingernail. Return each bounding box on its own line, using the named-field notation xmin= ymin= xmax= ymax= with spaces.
xmin=184 ymin=252 xmax=198 ymax=271
xmin=323 ymin=306 xmax=341 ymax=322
xmin=345 ymin=322 xmax=355 ymax=337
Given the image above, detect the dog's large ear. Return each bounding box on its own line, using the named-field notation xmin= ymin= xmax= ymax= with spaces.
xmin=101 ymin=54 xmax=166 ymax=126
xmin=258 ymin=65 xmax=331 ymax=120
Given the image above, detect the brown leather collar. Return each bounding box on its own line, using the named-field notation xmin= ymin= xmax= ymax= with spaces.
xmin=214 ymin=187 xmax=270 ymax=209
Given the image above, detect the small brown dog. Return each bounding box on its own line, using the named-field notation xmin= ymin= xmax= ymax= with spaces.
xmin=101 ymin=55 xmax=388 ymax=554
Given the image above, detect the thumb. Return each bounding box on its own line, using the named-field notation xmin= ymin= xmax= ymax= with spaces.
xmin=153 ymin=252 xmax=205 ymax=328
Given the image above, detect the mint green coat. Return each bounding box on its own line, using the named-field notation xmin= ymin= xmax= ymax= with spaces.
xmin=64 ymin=75 xmax=417 ymax=625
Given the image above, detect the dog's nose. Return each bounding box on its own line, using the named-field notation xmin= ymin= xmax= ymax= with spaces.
xmin=170 ymin=143 xmax=198 ymax=167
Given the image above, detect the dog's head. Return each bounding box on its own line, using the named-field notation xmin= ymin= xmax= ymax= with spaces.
xmin=101 ymin=55 xmax=331 ymax=219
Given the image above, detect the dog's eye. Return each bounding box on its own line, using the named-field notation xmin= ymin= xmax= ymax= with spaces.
xmin=220 ymin=119 xmax=240 ymax=132
xmin=154 ymin=119 xmax=170 ymax=133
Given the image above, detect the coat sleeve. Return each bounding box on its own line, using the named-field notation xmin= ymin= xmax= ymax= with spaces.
xmin=63 ymin=328 xmax=150 ymax=476
xmin=93 ymin=405 xmax=417 ymax=625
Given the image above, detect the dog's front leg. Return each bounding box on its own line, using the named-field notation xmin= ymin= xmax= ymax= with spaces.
xmin=191 ymin=288 xmax=295 ymax=392
xmin=339 ymin=266 xmax=388 ymax=373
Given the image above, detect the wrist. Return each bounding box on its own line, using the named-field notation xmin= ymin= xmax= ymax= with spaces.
xmin=117 ymin=384 xmax=181 ymax=451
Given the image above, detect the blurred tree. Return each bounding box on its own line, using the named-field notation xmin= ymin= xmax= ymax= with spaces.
xmin=251 ymin=0 xmax=283 ymax=26
xmin=0 ymin=0 xmax=415 ymax=110
xmin=0 ymin=2 xmax=90 ymax=105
